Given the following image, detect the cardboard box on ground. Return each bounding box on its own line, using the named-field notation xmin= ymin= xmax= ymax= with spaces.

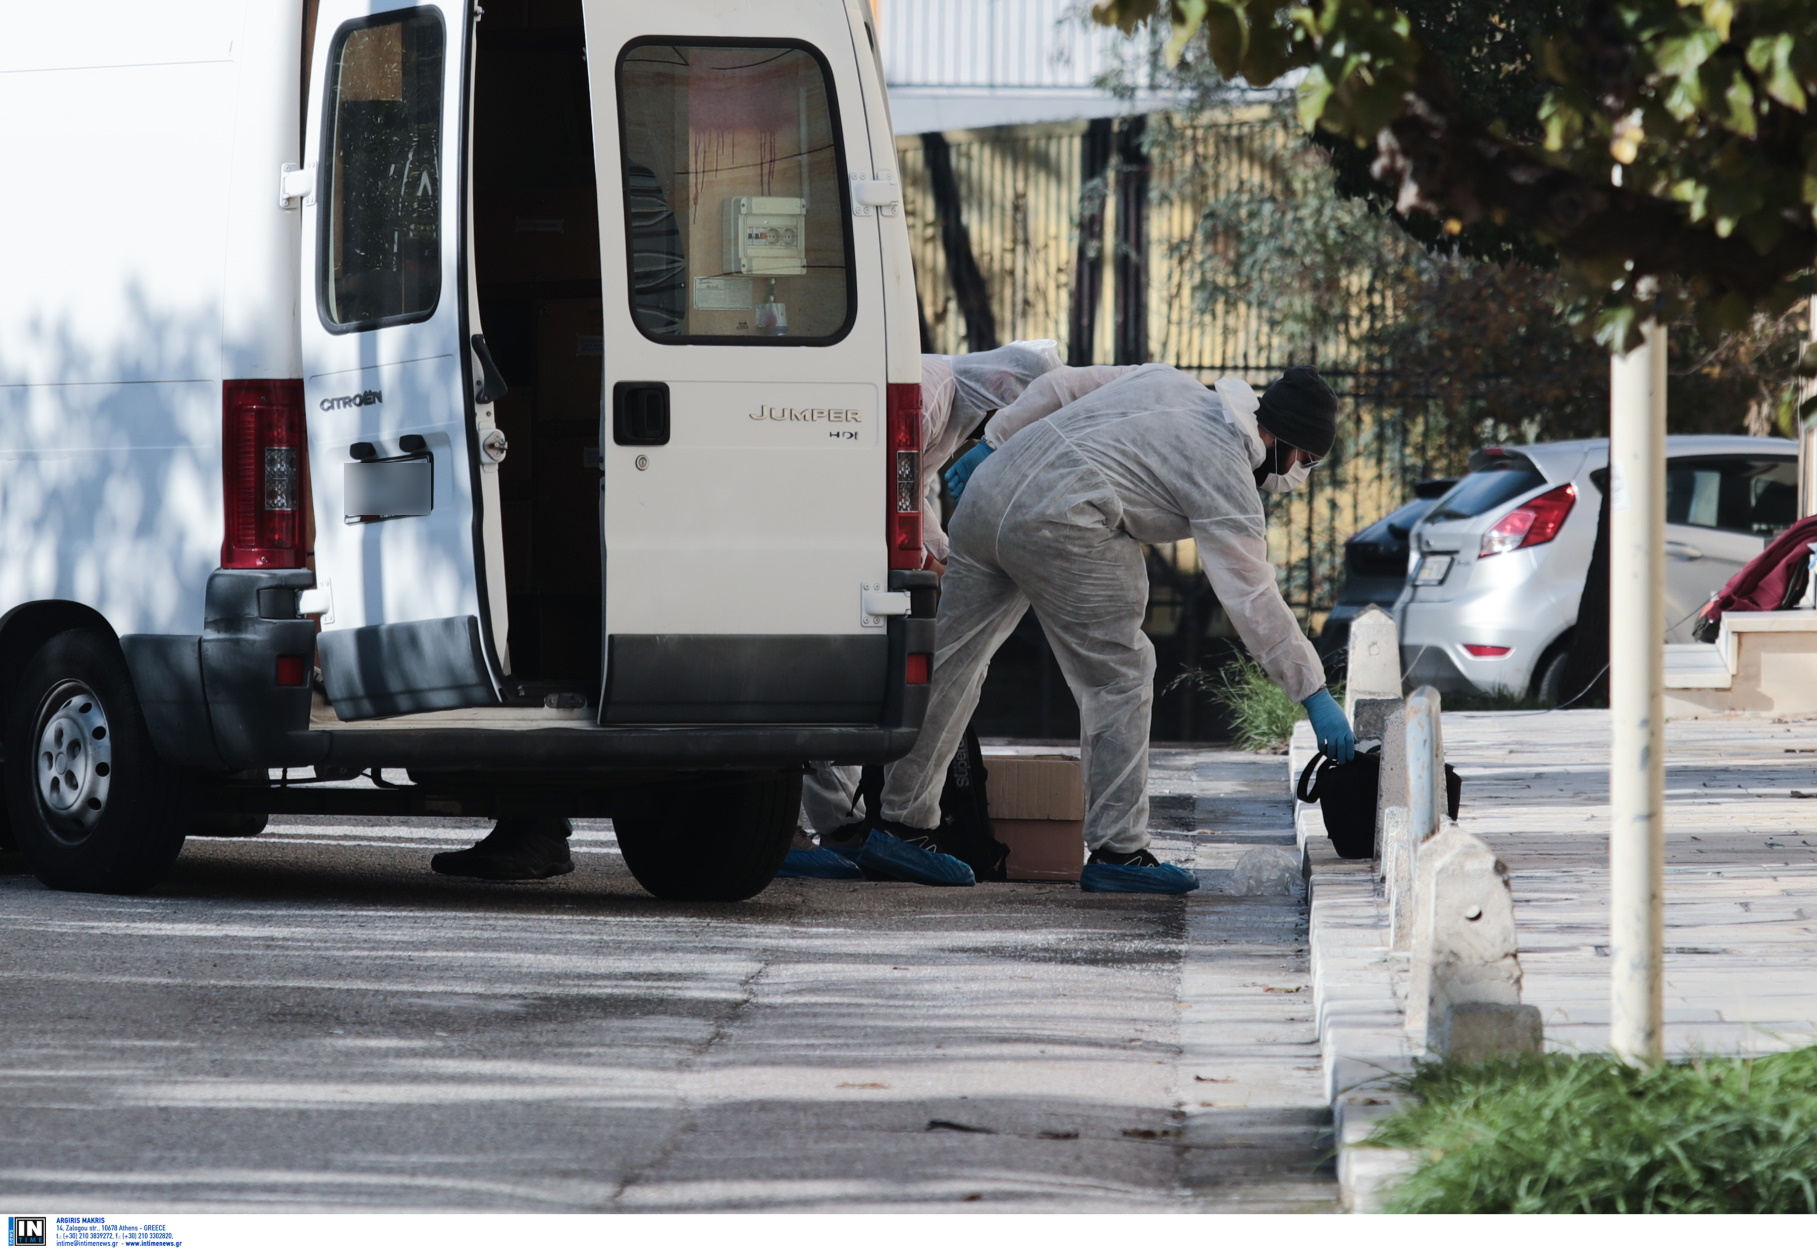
xmin=981 ymin=752 xmax=1086 ymax=882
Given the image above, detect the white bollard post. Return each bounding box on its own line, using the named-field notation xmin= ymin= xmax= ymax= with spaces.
xmin=1345 ymin=604 xmax=1403 ymax=725
xmin=1384 ymin=806 xmax=1416 ymax=950
xmin=1405 ymin=827 xmax=1542 ymax=1059
xmin=1376 ymin=700 xmax=1408 ymax=867
xmin=1609 ymin=317 xmax=1667 ymax=1067
xmin=1405 ymin=687 xmax=1444 ymax=845
xmin=1398 ymin=688 xmax=1447 ymax=953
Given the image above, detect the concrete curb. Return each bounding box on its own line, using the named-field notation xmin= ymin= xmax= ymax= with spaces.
xmin=1290 ymin=723 xmax=1421 ymax=1213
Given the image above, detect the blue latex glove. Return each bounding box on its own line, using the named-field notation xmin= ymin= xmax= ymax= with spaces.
xmin=944 ymin=441 xmax=994 ymax=502
xmin=1302 ymin=688 xmax=1355 ymax=763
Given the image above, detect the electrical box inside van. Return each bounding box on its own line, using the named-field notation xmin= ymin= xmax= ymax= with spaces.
xmin=724 ymin=196 xmax=808 ymax=276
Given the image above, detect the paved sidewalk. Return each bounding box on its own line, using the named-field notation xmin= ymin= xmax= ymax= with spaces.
xmin=1299 ymin=709 xmax=1817 ymax=1207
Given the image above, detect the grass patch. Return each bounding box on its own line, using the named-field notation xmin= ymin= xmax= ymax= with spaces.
xmin=1368 ymin=1047 xmax=1817 ymax=1213
xmin=1172 ymin=651 xmax=1339 ymax=752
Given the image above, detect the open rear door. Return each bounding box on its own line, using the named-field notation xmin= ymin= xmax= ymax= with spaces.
xmin=299 ymin=0 xmax=509 ymax=719
xmin=586 ymin=0 xmax=899 ymax=725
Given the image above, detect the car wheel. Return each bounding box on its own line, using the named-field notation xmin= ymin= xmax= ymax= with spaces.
xmin=1532 ymin=647 xmax=1570 ymax=708
xmin=613 ymin=771 xmax=802 ymax=902
xmin=6 ymin=629 xmax=190 ymax=893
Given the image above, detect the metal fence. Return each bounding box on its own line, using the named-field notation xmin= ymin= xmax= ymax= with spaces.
xmin=898 ymin=111 xmax=1477 ymax=630
xmin=896 ymin=111 xmax=1482 ymax=736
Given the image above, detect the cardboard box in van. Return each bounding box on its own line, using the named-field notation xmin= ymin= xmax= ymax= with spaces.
xmin=983 ymin=752 xmax=1086 ymax=882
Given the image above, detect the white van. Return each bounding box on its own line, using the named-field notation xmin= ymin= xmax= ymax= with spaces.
xmin=0 ymin=0 xmax=932 ymax=899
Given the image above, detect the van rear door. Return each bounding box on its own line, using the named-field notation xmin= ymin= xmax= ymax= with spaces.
xmin=299 ymin=0 xmax=510 ymax=720
xmin=586 ymin=0 xmax=899 ymax=724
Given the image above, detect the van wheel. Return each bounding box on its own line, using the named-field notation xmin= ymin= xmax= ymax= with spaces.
xmin=613 ymin=771 xmax=802 ymax=902
xmin=6 ymin=629 xmax=189 ymax=893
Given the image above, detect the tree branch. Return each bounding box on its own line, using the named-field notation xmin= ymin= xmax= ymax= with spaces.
xmin=1370 ymin=55 xmax=1817 ymax=305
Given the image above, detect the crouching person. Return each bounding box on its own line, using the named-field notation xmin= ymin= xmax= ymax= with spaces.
xmin=850 ymin=364 xmax=1354 ymax=892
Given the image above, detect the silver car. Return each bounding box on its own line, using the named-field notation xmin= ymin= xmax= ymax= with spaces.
xmin=1394 ymin=435 xmax=1797 ymax=700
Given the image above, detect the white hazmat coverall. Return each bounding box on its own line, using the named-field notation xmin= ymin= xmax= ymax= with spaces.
xmin=878 ymin=364 xmax=1325 ymax=853
xmin=797 ymin=341 xmax=1062 ymax=836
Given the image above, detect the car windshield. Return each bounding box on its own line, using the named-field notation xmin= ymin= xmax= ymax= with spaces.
xmin=1425 ymin=467 xmax=1547 ymax=522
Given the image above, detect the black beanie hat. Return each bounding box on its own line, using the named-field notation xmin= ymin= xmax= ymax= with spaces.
xmin=1256 ymin=366 xmax=1339 ymax=459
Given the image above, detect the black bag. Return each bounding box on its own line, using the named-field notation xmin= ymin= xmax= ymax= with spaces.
xmin=1296 ymin=749 xmax=1462 ymax=860
xmin=932 ymin=725 xmax=1010 ymax=882
xmin=1297 ymin=748 xmax=1381 ymax=859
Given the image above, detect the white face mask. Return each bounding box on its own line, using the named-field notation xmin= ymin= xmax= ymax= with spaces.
xmin=1255 ymin=443 xmax=1312 ymax=494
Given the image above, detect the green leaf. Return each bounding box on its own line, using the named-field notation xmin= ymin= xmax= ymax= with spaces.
xmin=1721 ymin=68 xmax=1759 ymax=137
xmin=1746 ymin=33 xmax=1809 ymax=112
xmin=1655 ymin=27 xmax=1721 ymax=78
xmin=1166 ymin=0 xmax=1211 ymax=68
xmin=1700 ymin=0 xmax=1735 ymax=44
xmin=1240 ymin=5 xmax=1303 ymax=88
xmin=1596 ymin=303 xmax=1643 ymax=354
xmin=1540 ymin=96 xmax=1584 ymax=153
xmin=1200 ymin=3 xmax=1247 ymax=78
xmin=1296 ymin=64 xmax=1336 ymax=130
xmin=1091 ymin=0 xmax=1164 ymax=36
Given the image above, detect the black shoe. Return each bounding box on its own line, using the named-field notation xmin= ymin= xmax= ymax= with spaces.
xmin=1088 ymin=847 xmax=1160 ymax=867
xmin=431 ymin=817 xmax=575 ymax=881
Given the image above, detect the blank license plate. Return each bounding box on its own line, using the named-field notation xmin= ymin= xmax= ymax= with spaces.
xmin=1413 ymin=554 xmax=1453 ymax=586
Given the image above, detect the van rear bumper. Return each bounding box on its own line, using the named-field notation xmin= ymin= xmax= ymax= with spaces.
xmin=131 ymin=568 xmax=933 ymax=775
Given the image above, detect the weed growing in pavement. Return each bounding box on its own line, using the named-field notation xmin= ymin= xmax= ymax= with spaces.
xmin=1367 ymin=1046 xmax=1817 ymax=1213
xmin=1171 ymin=652 xmax=1342 ymax=752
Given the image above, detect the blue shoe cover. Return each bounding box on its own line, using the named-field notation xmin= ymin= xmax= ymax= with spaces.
xmin=777 ymin=847 xmax=866 ymax=880
xmin=856 ymin=829 xmax=975 ymax=887
xmin=1079 ymin=861 xmax=1200 ymax=894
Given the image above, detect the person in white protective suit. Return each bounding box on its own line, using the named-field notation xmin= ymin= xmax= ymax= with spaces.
xmin=840 ymin=363 xmax=1354 ymax=892
xmin=777 ymin=340 xmax=1063 ymax=880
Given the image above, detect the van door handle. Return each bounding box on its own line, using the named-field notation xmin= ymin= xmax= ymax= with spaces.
xmin=613 ymin=382 xmax=670 ymax=446
xmin=1665 ymin=541 xmax=1703 ymax=561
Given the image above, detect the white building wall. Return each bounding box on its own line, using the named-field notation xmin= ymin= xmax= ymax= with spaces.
xmin=877 ymin=0 xmax=1169 ymax=133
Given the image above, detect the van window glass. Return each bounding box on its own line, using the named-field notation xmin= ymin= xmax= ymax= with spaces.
xmin=1667 ymin=456 xmax=1796 ymax=536
xmin=320 ymin=11 xmax=446 ymax=331
xmin=617 ymin=42 xmax=853 ymax=344
xmin=1425 ymin=468 xmax=1547 ymax=522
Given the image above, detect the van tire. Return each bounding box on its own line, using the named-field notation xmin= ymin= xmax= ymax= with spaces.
xmin=6 ymin=629 xmax=189 ymax=893
xmin=613 ymin=771 xmax=802 ymax=902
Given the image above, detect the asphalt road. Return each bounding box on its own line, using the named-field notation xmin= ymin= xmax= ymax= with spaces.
xmin=0 ymin=749 xmax=1334 ymax=1213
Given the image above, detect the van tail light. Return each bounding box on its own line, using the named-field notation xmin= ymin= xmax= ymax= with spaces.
xmin=1479 ymin=483 xmax=1575 ymax=558
xmin=887 ymin=382 xmax=923 ymax=569
xmin=905 ymin=653 xmax=930 ymax=684
xmin=1462 ymin=644 xmax=1512 ymax=658
xmin=222 ymin=380 xmax=307 ymax=569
